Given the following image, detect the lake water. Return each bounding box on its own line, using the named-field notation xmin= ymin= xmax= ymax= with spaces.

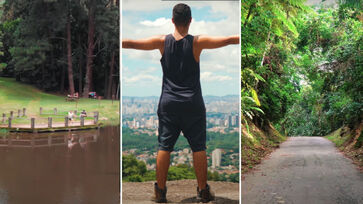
xmin=0 ymin=126 xmax=119 ymax=204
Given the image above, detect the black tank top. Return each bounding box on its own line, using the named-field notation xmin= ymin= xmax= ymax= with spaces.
xmin=158 ymin=34 xmax=205 ymax=115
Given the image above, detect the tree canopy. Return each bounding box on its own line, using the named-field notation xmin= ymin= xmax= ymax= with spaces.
xmin=242 ymin=0 xmax=362 ymax=136
xmin=0 ymin=0 xmax=119 ymax=98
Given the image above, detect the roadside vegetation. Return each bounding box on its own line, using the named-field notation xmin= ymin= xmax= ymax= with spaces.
xmin=242 ymin=0 xmax=362 ymax=172
xmin=325 ymin=124 xmax=363 ymax=170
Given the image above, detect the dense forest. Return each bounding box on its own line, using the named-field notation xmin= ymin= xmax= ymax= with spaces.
xmin=0 ymin=0 xmax=119 ymax=98
xmin=242 ymin=0 xmax=362 ymax=171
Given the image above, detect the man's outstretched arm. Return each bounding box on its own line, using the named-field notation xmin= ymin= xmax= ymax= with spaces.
xmin=195 ymin=35 xmax=239 ymax=50
xmin=122 ymin=35 xmax=165 ymax=53
xmin=192 ymin=35 xmax=239 ymax=62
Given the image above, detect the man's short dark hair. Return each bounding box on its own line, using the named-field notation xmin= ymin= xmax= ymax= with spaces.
xmin=173 ymin=3 xmax=191 ymax=27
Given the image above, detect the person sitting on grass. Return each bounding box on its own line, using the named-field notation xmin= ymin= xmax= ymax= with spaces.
xmin=123 ymin=3 xmax=239 ymax=203
xmin=80 ymin=110 xmax=87 ymax=118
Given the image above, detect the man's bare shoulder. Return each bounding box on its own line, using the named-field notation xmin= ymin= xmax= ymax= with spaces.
xmin=193 ymin=35 xmax=207 ymax=40
xmin=193 ymin=35 xmax=211 ymax=44
xmin=154 ymin=35 xmax=166 ymax=42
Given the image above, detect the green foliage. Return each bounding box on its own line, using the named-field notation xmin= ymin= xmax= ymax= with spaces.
xmin=121 ymin=128 xmax=158 ymax=151
xmin=167 ymin=164 xmax=196 ymax=181
xmin=220 ymin=173 xmax=239 ymax=183
xmin=325 ymin=128 xmax=350 ymax=147
xmin=126 ymin=175 xmax=144 ymax=182
xmin=243 ymin=1 xmax=362 ymax=137
xmin=242 ymin=0 xmax=306 ymax=129
xmin=0 ymin=128 xmax=8 ymax=135
xmin=207 ymin=171 xmax=220 ymax=181
xmin=122 ymin=155 xmax=147 ymax=182
xmin=122 ymin=153 xmax=238 ymax=183
xmin=143 ymin=170 xmax=156 ymax=181
xmin=0 ymin=0 xmax=119 ymax=96
xmin=241 ymin=68 xmax=265 ymax=121
xmin=122 ymin=128 xmax=239 ymax=155
xmin=281 ymin=6 xmax=362 ymax=136
xmin=355 ymin=130 xmax=363 ymax=148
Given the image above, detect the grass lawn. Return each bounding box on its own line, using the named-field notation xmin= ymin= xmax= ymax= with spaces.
xmin=0 ymin=77 xmax=119 ymax=126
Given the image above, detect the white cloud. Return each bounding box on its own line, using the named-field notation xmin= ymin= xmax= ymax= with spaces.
xmin=123 ymin=49 xmax=161 ymax=63
xmin=122 ymin=66 xmax=162 ymax=85
xmin=122 ymin=1 xmax=238 ymax=14
xmin=200 ymin=72 xmax=232 ymax=82
xmin=200 ymin=47 xmax=239 ymax=74
xmin=123 ymin=74 xmax=161 ymax=84
xmin=122 ymin=0 xmax=174 ymax=12
xmin=140 ymin=18 xmax=170 ymax=27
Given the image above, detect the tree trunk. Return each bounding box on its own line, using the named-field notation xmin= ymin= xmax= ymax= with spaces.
xmin=42 ymin=63 xmax=45 ymax=82
xmin=77 ymin=34 xmax=83 ymax=95
xmin=104 ymin=67 xmax=108 ymax=98
xmin=67 ymin=12 xmax=75 ymax=95
xmin=260 ymin=30 xmax=271 ymax=67
xmin=78 ymin=43 xmax=83 ymax=95
xmin=83 ymin=0 xmax=96 ymax=98
xmin=60 ymin=65 xmax=65 ymax=93
xmin=107 ymin=51 xmax=115 ymax=99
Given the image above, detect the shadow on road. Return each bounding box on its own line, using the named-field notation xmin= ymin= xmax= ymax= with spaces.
xmin=180 ymin=196 xmax=239 ymax=204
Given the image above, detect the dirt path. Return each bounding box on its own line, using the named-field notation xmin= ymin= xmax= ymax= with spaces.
xmin=242 ymin=137 xmax=363 ymax=204
xmin=122 ymin=180 xmax=239 ymax=204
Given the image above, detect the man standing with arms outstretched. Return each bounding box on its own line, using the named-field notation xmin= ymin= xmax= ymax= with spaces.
xmin=123 ymin=3 xmax=239 ymax=203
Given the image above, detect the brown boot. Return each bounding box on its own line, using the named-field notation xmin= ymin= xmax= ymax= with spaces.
xmin=197 ymin=184 xmax=215 ymax=203
xmin=153 ymin=183 xmax=167 ymax=203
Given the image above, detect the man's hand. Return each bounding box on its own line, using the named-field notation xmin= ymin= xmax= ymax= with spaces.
xmin=122 ymin=35 xmax=166 ymax=54
xmin=193 ymin=35 xmax=239 ymax=62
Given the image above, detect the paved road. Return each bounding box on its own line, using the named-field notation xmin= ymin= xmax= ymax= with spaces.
xmin=242 ymin=137 xmax=363 ymax=204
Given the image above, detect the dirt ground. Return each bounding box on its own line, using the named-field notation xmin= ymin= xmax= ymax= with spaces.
xmin=122 ymin=179 xmax=239 ymax=204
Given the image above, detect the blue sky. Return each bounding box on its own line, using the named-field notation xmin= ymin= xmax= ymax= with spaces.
xmin=122 ymin=0 xmax=240 ymax=96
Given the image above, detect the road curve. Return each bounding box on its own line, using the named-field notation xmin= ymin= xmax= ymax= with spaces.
xmin=242 ymin=137 xmax=363 ymax=204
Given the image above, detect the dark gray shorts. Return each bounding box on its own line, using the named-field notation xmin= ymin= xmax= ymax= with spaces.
xmin=157 ymin=112 xmax=206 ymax=152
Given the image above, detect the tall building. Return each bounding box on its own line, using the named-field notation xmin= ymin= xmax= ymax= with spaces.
xmin=234 ymin=115 xmax=239 ymax=127
xmin=228 ymin=115 xmax=233 ymax=127
xmin=212 ymin=149 xmax=222 ymax=168
xmin=231 ymin=115 xmax=236 ymax=126
xmin=132 ymin=118 xmax=137 ymax=128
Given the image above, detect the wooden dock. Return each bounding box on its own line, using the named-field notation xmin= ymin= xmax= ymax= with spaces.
xmin=0 ymin=121 xmax=100 ymax=133
xmin=0 ymin=134 xmax=97 ymax=148
xmin=0 ymin=108 xmax=100 ymax=133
